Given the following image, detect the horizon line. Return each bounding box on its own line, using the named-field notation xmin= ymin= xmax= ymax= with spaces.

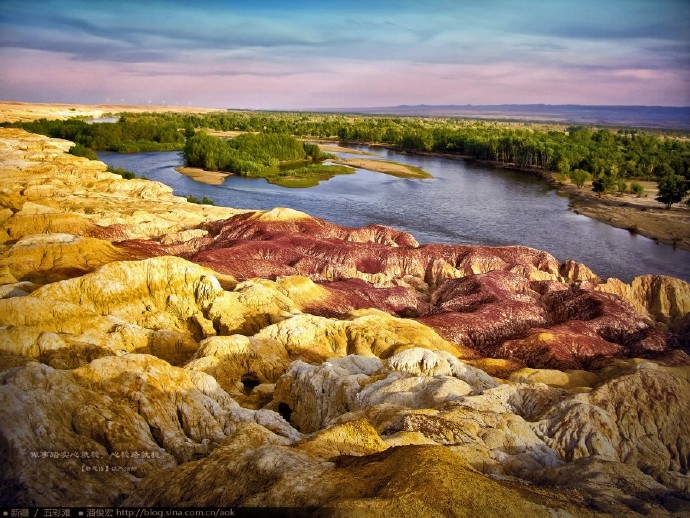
xmin=3 ymin=100 xmax=690 ymax=111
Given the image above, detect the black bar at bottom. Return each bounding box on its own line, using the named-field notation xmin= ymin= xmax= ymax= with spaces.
xmin=0 ymin=508 xmax=340 ymax=518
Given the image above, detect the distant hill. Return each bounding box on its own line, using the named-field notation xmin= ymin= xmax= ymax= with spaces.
xmin=315 ymin=104 xmax=690 ymax=130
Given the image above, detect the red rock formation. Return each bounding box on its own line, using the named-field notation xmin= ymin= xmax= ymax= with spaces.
xmin=119 ymin=211 xmax=562 ymax=285
xmin=115 ymin=210 xmax=683 ymax=370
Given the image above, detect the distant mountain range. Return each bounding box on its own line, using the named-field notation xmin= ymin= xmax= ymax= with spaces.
xmin=313 ymin=104 xmax=690 ymax=130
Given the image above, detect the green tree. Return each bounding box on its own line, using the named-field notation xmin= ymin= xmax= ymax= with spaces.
xmin=184 ymin=125 xmax=196 ymax=139
xmin=185 ymin=194 xmax=215 ymax=205
xmin=592 ymin=175 xmax=614 ymax=197
xmin=556 ymin=156 xmax=571 ymax=175
xmin=654 ymin=163 xmax=674 ymax=178
xmin=656 ymin=174 xmax=689 ymax=209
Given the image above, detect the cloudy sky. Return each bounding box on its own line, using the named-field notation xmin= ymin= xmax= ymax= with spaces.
xmin=1 ymin=0 xmax=688 ymax=108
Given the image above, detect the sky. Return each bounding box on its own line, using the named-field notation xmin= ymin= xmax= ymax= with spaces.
xmin=0 ymin=0 xmax=689 ymax=109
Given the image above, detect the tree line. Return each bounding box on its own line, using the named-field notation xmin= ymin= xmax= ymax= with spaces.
xmin=119 ymin=111 xmax=690 ymax=180
xmin=129 ymin=111 xmax=690 ymax=206
xmin=1 ymin=117 xmax=184 ymax=153
xmin=4 ymin=110 xmax=689 ymax=204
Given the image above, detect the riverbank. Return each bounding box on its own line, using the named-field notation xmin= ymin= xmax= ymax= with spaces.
xmin=508 ymin=165 xmax=690 ymax=251
xmin=341 ymin=143 xmax=690 ymax=252
xmin=562 ymin=182 xmax=690 ymax=250
xmin=318 ymin=143 xmax=375 ymax=156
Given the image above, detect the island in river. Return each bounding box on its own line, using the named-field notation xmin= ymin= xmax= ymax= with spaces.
xmin=331 ymin=157 xmax=432 ymax=179
xmin=176 ymin=156 xmax=431 ymax=186
xmin=178 ymin=131 xmax=432 ymax=187
xmin=174 ymin=166 xmax=230 ymax=185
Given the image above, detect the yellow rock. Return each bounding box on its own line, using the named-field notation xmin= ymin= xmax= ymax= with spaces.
xmin=125 ymin=430 xmax=596 ymax=516
xmin=0 ymin=256 xmax=234 ymax=364
xmin=0 ymin=233 xmax=125 ymax=283
xmin=185 ymin=334 xmax=290 ymax=397
xmin=466 ymin=357 xmax=525 ymax=379
xmin=509 ymin=367 xmax=600 ymax=389
xmin=560 ymin=259 xmax=601 ymax=283
xmin=0 ymin=128 xmax=246 ymax=243
xmin=250 ymin=207 xmax=311 ymax=222
xmin=295 ymin=418 xmax=389 ymax=458
xmin=596 ymin=275 xmax=690 ymax=333
xmin=274 ymin=275 xmax=331 ymax=310
xmin=345 ymin=311 xmax=472 ymax=359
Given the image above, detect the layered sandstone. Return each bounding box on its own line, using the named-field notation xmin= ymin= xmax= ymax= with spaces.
xmin=1 ymin=127 xmax=689 ymax=515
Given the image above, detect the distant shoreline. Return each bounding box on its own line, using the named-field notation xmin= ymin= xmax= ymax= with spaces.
xmin=0 ymin=100 xmax=221 ymax=123
xmin=1 ymin=101 xmax=686 ymax=249
xmin=314 ymin=104 xmax=690 ymax=131
xmin=333 ymin=140 xmax=690 ymax=252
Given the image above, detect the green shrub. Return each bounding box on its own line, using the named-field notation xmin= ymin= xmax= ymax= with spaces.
xmin=555 ymin=172 xmax=569 ymax=183
xmin=68 ymin=144 xmax=98 ymax=160
xmin=569 ymin=169 xmax=591 ymax=188
xmin=106 ymin=166 xmax=136 ymax=179
xmin=185 ymin=194 xmax=215 ymax=205
xmin=630 ymin=182 xmax=644 ymax=197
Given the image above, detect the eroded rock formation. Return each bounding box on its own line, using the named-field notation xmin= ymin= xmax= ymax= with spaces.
xmin=1 ymin=127 xmax=689 ymax=515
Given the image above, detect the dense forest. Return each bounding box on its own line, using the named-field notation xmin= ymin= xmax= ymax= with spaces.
xmin=4 ymin=110 xmax=689 ymax=200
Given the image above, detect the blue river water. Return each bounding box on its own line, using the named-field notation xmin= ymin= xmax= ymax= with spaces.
xmin=98 ymin=146 xmax=690 ymax=282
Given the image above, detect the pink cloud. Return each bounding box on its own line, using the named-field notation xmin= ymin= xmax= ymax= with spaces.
xmin=1 ymin=48 xmax=688 ymax=108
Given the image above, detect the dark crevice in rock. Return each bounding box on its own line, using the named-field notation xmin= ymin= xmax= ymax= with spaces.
xmin=278 ymin=402 xmax=293 ymax=424
xmin=148 ymin=425 xmax=165 ymax=449
xmin=241 ymin=372 xmax=260 ymax=395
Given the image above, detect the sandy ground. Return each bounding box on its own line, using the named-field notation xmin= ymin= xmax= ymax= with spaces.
xmin=175 ymin=167 xmax=230 ymax=185
xmin=561 ymin=180 xmax=690 ymax=250
xmin=0 ymin=101 xmax=221 ymax=123
xmin=332 ymin=158 xmax=431 ymax=178
xmin=318 ymin=144 xmax=375 ymax=156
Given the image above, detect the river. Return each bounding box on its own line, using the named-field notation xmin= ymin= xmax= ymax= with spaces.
xmin=98 ymin=146 xmax=690 ymax=282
